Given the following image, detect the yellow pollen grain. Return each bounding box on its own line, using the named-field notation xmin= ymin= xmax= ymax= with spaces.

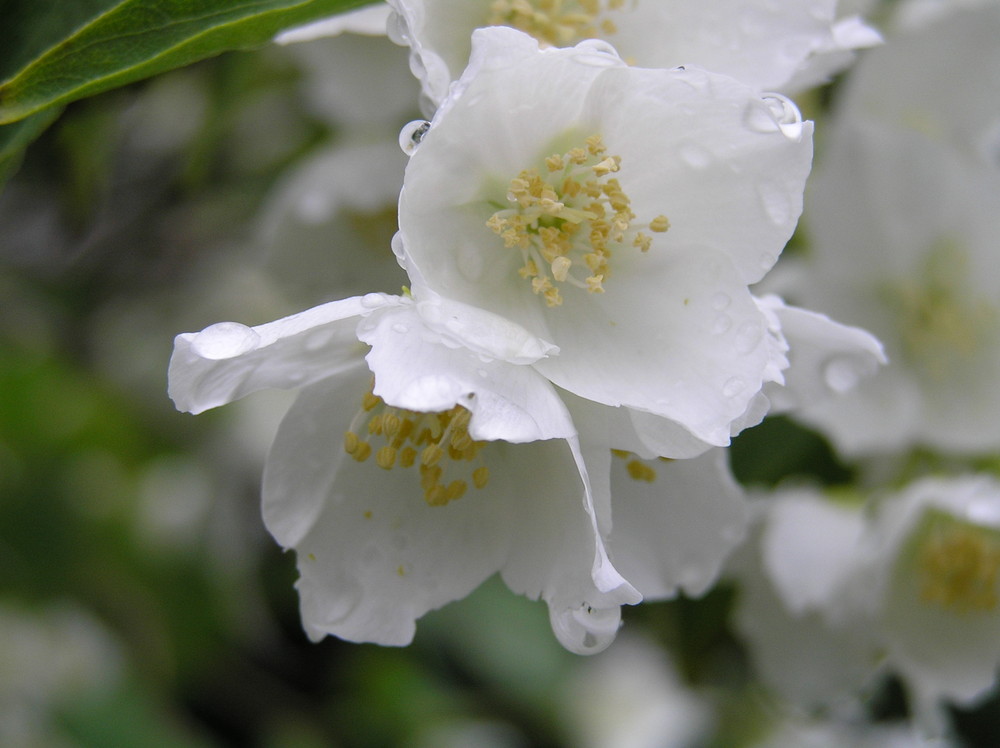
xmin=345 ymin=381 xmax=490 ymax=507
xmin=376 ymin=445 xmax=396 ymax=470
xmin=626 ymin=459 xmax=657 ymax=483
xmin=486 ymin=134 xmax=668 ymax=307
xmin=649 ymin=215 xmax=671 ymax=232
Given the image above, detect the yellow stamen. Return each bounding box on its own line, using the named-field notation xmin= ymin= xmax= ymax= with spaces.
xmin=486 ymin=133 xmax=669 ymax=306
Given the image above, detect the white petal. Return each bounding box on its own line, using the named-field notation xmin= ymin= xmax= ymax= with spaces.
xmin=263 ymin=370 xmax=512 ymax=646
xmin=759 ymin=295 xmax=886 ymax=413
xmin=358 ymin=302 xmax=574 ymax=442
xmin=533 ymin=249 xmax=778 ymax=445
xmin=605 ymin=449 xmax=748 ymax=600
xmin=168 ymin=295 xmax=398 ymax=414
xmin=760 ymin=491 xmax=867 ymax=615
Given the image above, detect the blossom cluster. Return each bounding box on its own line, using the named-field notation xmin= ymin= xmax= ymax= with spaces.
xmin=166 ymin=1 xmax=1000 ymax=737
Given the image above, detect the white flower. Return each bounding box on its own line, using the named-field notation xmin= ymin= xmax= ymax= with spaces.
xmin=785 ymin=3 xmax=1000 ymax=455
xmin=387 ymin=0 xmax=880 ymax=109
xmin=858 ymin=476 xmax=1000 ymax=712
xmin=395 ymin=28 xmax=818 ymax=448
xmin=735 ymin=477 xmax=1000 ymax=731
xmin=169 ymin=293 xmax=643 ymax=653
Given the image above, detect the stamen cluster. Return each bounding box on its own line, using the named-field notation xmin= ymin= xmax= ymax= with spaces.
xmin=344 ymin=382 xmax=490 ymax=506
xmin=487 ymin=0 xmax=624 ymax=47
xmin=918 ymin=520 xmax=1000 ymax=614
xmin=486 ymin=134 xmax=669 ymax=307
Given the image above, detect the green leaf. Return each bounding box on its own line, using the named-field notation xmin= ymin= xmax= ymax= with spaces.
xmin=0 ymin=105 xmax=61 ymax=186
xmin=0 ymin=0 xmax=377 ymax=125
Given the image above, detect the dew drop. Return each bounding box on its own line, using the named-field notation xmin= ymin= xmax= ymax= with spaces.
xmin=761 ymin=93 xmax=804 ymax=140
xmin=723 ymin=377 xmax=746 ymax=398
xmin=399 ymin=120 xmax=431 ymax=156
xmin=734 ymin=321 xmax=762 ymax=354
xmin=822 ymin=356 xmax=862 ymax=393
xmin=574 ymin=39 xmax=621 ymax=62
xmin=549 ymin=603 xmax=621 ymax=655
xmin=391 ymin=322 xmax=409 ymax=335
xmin=712 ymin=314 xmax=732 ymax=335
xmin=743 ymin=99 xmax=780 ymax=134
xmin=386 ymin=11 xmax=410 ymax=45
xmin=476 ymin=368 xmax=489 ymax=379
xmin=711 ymin=292 xmax=731 ymax=311
xmin=361 ymin=292 xmax=389 ymax=309
xmin=190 ymin=322 xmax=260 ymax=360
xmin=678 ymin=141 xmax=713 ymax=170
xmin=757 ymin=181 xmax=794 ymax=226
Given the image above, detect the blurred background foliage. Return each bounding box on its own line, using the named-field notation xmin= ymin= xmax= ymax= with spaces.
xmin=2 ymin=9 xmax=999 ymax=748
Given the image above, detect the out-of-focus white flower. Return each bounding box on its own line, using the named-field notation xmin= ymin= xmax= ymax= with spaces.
xmin=396 ymin=28 xmax=879 ymax=450
xmin=784 ymin=3 xmax=1000 ymax=456
xmin=387 ymin=0 xmax=880 ymax=108
xmin=735 ymin=476 xmax=1000 ymax=735
xmin=255 ymin=139 xmax=409 ymax=305
xmin=0 ymin=602 xmax=122 ymax=747
xmin=274 ymin=3 xmax=392 ymax=44
xmin=169 ymin=293 xmax=642 ymax=653
xmin=733 ymin=490 xmax=881 ymax=709
xmin=856 ymin=476 xmax=1000 ymax=713
xmin=561 ymin=633 xmax=711 ymax=748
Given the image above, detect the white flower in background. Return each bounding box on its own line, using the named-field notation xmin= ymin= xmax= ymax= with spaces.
xmin=255 ymin=139 xmax=409 ymax=305
xmin=735 ymin=477 xmax=1000 ymax=735
xmin=169 ymin=293 xmax=643 ymax=653
xmin=274 ymin=2 xmax=392 ymax=44
xmin=732 ymin=490 xmax=881 ymax=709
xmin=560 ymin=633 xmax=711 ymax=748
xmin=387 ymin=0 xmax=880 ymax=109
xmin=785 ymin=3 xmax=1000 ymax=455
xmin=857 ymin=476 xmax=1000 ymax=717
xmin=396 ymin=28 xmax=880 ymax=452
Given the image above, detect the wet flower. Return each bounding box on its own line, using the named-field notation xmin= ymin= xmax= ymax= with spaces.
xmin=395 ymin=28 xmax=818 ymax=448
xmin=387 ymin=0 xmax=880 ymax=108
xmin=169 ymin=293 xmax=642 ymax=654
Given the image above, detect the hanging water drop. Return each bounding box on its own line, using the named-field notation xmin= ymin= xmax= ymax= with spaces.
xmin=399 ymin=120 xmax=431 ymax=156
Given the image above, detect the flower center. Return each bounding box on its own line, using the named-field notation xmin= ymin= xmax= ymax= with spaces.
xmin=486 ymin=134 xmax=669 ymax=307
xmin=487 ymin=0 xmax=625 ymax=47
xmin=884 ymin=240 xmax=997 ymax=381
xmin=343 ymin=381 xmax=490 ymax=507
xmin=917 ymin=515 xmax=1000 ymax=614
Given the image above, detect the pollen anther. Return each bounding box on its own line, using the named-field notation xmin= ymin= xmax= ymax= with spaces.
xmin=487 ymin=134 xmax=669 ymax=307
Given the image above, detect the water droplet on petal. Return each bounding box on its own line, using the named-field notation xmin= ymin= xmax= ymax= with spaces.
xmin=761 ymin=93 xmax=804 ymax=140
xmin=822 ymin=355 xmax=863 ymax=393
xmin=399 ymin=120 xmax=431 ymax=156
xmin=391 ymin=322 xmax=409 ymax=335
xmin=734 ymin=321 xmax=762 ymax=354
xmin=723 ymin=377 xmax=746 ymax=398
xmin=549 ymin=602 xmax=621 ymax=655
xmin=757 ymin=181 xmax=794 ymax=227
xmin=191 ymin=322 xmax=260 ymax=360
xmin=678 ymin=141 xmax=713 ymax=170
xmin=386 ymin=11 xmax=410 ymax=45
xmin=575 ymin=38 xmax=620 ymax=59
xmin=476 ymin=368 xmax=489 ymax=379
xmin=711 ymin=292 xmax=731 ymax=310
xmin=743 ymin=100 xmax=780 ymax=134
xmin=712 ymin=314 xmax=732 ymax=334
xmin=361 ymin=292 xmax=389 ymax=309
